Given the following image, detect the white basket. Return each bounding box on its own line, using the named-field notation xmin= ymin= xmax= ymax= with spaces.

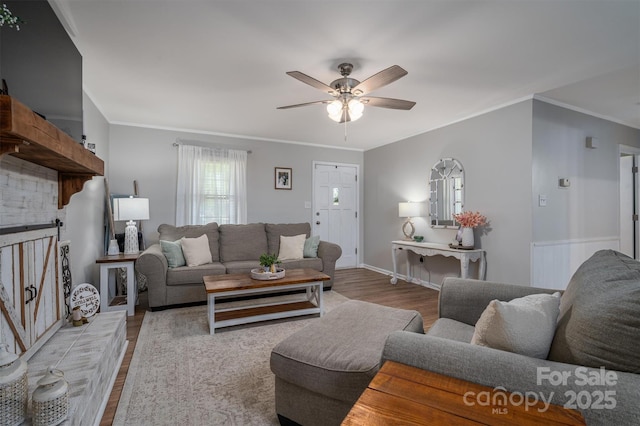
xmin=250 ymin=268 xmax=285 ymax=280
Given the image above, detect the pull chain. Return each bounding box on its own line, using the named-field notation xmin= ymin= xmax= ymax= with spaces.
xmin=344 ymin=116 xmax=348 ymax=142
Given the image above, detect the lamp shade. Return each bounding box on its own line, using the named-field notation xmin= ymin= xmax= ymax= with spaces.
xmin=327 ymin=100 xmax=343 ymax=121
xmin=348 ymin=99 xmax=364 ymax=121
xmin=327 ymin=98 xmax=365 ymax=123
xmin=398 ymin=202 xmax=423 ymax=218
xmin=112 ymin=197 xmax=149 ymax=221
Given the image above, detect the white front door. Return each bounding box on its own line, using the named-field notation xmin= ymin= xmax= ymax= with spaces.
xmin=313 ymin=162 xmax=359 ymax=268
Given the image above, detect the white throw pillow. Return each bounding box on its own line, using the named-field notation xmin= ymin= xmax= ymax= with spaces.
xmin=180 ymin=234 xmax=213 ymax=267
xmin=471 ymin=292 xmax=561 ymax=359
xmin=278 ymin=234 xmax=306 ymax=261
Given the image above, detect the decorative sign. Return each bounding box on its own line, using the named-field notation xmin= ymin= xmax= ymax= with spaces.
xmin=70 ymin=283 xmax=100 ymax=317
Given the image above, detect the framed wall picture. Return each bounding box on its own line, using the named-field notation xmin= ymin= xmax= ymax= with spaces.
xmin=275 ymin=167 xmax=292 ymax=190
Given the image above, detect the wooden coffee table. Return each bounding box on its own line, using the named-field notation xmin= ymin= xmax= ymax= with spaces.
xmin=202 ymin=268 xmax=329 ymax=334
xmin=342 ymin=360 xmax=586 ymax=425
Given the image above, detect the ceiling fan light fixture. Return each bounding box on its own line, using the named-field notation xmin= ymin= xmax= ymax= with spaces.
xmin=278 ymin=62 xmax=416 ymax=125
xmin=280 ymin=63 xmax=414 ymax=125
xmin=348 ymin=99 xmax=364 ymax=121
xmin=327 ymin=99 xmax=343 ymax=122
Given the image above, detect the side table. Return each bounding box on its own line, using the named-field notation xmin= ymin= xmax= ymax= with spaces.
xmin=95 ymin=253 xmax=139 ymax=316
xmin=342 ymin=361 xmax=585 ymax=425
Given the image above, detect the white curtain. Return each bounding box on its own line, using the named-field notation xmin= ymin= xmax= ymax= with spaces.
xmin=176 ymin=144 xmax=247 ymax=226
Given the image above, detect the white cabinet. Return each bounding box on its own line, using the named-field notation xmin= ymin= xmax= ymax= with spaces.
xmin=0 ymin=229 xmax=64 ymax=358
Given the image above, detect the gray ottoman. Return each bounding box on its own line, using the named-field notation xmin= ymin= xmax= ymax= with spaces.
xmin=270 ymin=300 xmax=424 ymax=426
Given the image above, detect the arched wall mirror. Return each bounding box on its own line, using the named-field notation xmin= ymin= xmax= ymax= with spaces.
xmin=429 ymin=158 xmax=464 ymax=228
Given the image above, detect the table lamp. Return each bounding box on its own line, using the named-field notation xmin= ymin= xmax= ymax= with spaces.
xmin=398 ymin=202 xmax=423 ymax=240
xmin=112 ymin=197 xmax=149 ymax=254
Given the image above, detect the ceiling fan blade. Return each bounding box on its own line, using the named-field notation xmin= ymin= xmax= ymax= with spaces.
xmin=352 ymin=65 xmax=408 ymax=95
xmin=277 ymin=100 xmax=332 ymax=109
xmin=286 ymin=71 xmax=337 ymax=95
xmin=361 ymin=96 xmax=416 ymax=110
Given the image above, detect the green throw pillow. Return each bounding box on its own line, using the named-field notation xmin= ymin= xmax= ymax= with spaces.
xmin=303 ymin=235 xmax=320 ymax=258
xmin=160 ymin=239 xmax=186 ymax=268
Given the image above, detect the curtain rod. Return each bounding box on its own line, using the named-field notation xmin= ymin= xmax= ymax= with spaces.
xmin=172 ymin=141 xmax=252 ymax=154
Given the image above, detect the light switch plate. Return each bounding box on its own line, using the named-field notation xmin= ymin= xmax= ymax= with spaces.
xmin=539 ymin=194 xmax=547 ymax=207
xmin=304 ymin=201 xmax=311 ymax=209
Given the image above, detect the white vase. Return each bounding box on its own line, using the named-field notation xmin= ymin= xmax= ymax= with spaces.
xmin=461 ymin=227 xmax=474 ymax=248
xmin=107 ymin=239 xmax=119 ymax=255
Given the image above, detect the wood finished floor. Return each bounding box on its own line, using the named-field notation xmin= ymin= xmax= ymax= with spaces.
xmin=99 ymin=268 xmax=439 ymax=425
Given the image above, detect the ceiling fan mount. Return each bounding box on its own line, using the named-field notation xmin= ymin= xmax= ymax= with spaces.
xmin=330 ymin=63 xmax=361 ymax=95
xmin=278 ymin=62 xmax=416 ymax=123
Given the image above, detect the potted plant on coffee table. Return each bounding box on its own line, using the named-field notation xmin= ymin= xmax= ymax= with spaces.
xmin=252 ymin=253 xmax=285 ymax=280
xmin=259 ymin=253 xmax=281 ymax=273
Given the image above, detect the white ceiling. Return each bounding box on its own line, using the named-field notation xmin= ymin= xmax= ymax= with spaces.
xmin=54 ymin=0 xmax=640 ymax=151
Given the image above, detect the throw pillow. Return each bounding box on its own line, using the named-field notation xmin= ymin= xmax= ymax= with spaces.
xmin=160 ymin=239 xmax=186 ymax=268
xmin=180 ymin=234 xmax=213 ymax=267
xmin=278 ymin=234 xmax=306 ymax=261
xmin=471 ymin=292 xmax=561 ymax=359
xmin=303 ymin=235 xmax=320 ymax=258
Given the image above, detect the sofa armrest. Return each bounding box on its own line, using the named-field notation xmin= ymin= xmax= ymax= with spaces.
xmin=439 ymin=278 xmax=559 ymax=325
xmin=382 ymin=331 xmax=640 ymax=425
xmin=317 ymin=241 xmax=342 ymax=285
xmin=135 ymin=244 xmax=168 ymax=307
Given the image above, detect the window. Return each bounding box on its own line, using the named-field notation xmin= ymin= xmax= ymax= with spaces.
xmin=176 ymin=144 xmax=247 ymax=226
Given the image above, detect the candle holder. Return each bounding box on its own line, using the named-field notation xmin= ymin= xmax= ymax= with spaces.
xmin=0 ymin=343 xmax=28 ymax=426
xmin=32 ymin=367 xmax=69 ymax=426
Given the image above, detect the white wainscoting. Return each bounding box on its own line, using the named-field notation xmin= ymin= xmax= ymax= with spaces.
xmin=531 ymin=237 xmax=620 ymax=290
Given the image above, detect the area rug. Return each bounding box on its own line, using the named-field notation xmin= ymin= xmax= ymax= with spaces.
xmin=113 ymin=291 xmax=349 ymax=425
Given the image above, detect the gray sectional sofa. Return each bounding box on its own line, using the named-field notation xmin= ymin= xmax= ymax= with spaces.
xmin=383 ymin=249 xmax=640 ymax=425
xmin=270 ymin=249 xmax=640 ymax=425
xmin=136 ymin=222 xmax=341 ymax=309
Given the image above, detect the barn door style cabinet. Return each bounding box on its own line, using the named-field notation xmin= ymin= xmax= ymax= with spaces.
xmin=0 ymin=229 xmax=64 ymax=359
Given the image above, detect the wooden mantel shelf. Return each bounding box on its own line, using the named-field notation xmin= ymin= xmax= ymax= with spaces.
xmin=0 ymin=95 xmax=104 ymax=208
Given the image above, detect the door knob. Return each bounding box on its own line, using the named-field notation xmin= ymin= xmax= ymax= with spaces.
xmin=316 ymin=221 xmax=321 ymax=225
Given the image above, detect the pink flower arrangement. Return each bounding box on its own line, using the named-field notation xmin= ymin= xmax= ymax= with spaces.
xmin=453 ymin=211 xmax=487 ymax=228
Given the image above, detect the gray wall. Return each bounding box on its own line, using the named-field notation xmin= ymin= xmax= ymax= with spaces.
xmin=532 ymin=100 xmax=640 ymax=242
xmin=61 ymin=93 xmax=110 ymax=285
xmin=364 ymin=100 xmax=534 ymax=286
xmin=107 ymin=125 xmax=364 ymax=249
xmin=62 ymin=97 xmax=640 ymax=289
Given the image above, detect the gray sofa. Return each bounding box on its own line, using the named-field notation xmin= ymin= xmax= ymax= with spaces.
xmin=136 ymin=222 xmax=341 ymax=309
xmin=383 ymin=249 xmax=640 ymax=425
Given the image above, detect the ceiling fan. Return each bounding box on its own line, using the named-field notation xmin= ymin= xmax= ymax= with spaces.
xmin=277 ymin=63 xmax=416 ymax=123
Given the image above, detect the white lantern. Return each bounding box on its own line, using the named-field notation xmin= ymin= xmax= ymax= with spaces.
xmin=32 ymin=367 xmax=69 ymax=426
xmin=0 ymin=343 xmax=28 ymax=426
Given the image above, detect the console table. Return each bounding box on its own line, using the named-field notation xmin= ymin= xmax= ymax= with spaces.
xmin=391 ymin=240 xmax=486 ymax=284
